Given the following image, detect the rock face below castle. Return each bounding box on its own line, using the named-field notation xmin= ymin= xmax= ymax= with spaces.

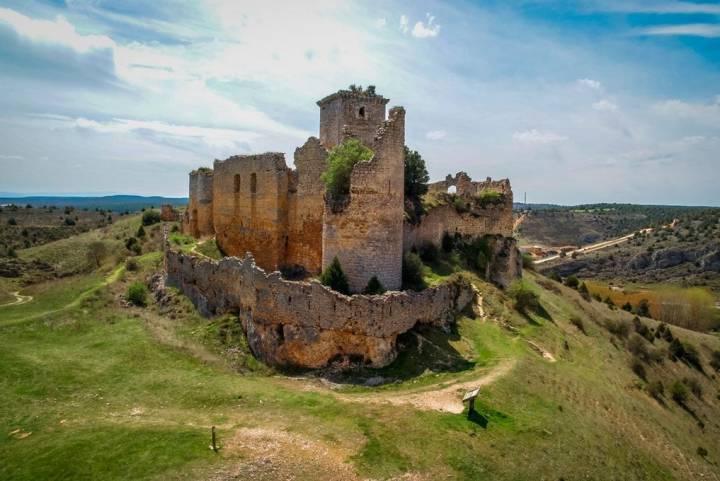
xmin=163 ymin=249 xmax=476 ymax=368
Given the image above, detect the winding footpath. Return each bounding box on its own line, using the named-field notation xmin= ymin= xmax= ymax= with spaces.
xmin=0 ymin=291 xmax=33 ymax=308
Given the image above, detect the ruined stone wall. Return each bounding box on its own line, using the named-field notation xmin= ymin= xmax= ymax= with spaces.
xmin=285 ymin=138 xmax=327 ymax=273
xmin=428 ymin=173 xmax=512 ymax=198
xmin=186 ymin=169 xmax=214 ymax=237
xmin=164 ymin=249 xmax=475 ymax=368
xmin=318 ymin=92 xmax=389 ymax=149
xmin=322 ymin=107 xmax=406 ymax=292
xmin=212 ymin=153 xmax=289 ymax=271
xmin=160 ymin=204 xmax=180 ymax=222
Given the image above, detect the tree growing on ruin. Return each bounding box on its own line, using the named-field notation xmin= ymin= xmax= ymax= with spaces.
xmin=321 ymin=138 xmax=373 ymax=200
xmin=363 ymin=276 xmax=386 ymax=295
xmin=320 ymin=257 xmax=350 ymax=295
xmin=404 ymin=146 xmax=429 ymax=222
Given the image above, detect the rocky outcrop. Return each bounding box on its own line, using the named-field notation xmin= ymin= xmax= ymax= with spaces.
xmin=486 ymin=236 xmax=523 ymax=288
xmin=164 ymin=249 xmax=476 ymax=369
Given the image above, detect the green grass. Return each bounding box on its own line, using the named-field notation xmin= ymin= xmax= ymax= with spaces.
xmin=2 ymin=234 xmax=720 ymax=480
xmin=194 ymin=238 xmax=223 ymax=260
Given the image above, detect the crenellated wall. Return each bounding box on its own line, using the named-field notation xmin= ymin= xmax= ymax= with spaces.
xmin=322 ymin=107 xmax=406 ymax=292
xmin=164 ymin=248 xmax=475 ymax=368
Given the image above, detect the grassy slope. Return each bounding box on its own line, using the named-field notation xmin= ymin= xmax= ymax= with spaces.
xmin=1 ymin=232 xmax=720 ymax=479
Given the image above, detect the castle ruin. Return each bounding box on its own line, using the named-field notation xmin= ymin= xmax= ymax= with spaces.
xmin=172 ymin=86 xmax=521 ymax=368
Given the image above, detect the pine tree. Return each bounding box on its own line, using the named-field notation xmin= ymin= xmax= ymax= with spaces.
xmin=363 ymin=276 xmax=385 ymax=295
xmin=320 ymin=257 xmax=350 ymax=294
xmin=137 ymin=225 xmax=146 ymax=238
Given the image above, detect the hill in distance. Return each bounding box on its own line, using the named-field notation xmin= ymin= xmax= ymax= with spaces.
xmin=0 ymin=195 xmax=187 ymax=212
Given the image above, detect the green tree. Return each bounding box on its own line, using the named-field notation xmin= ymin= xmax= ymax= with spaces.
xmin=142 ymin=210 xmax=161 ymax=226
xmin=320 ymin=257 xmax=350 ymax=295
xmin=363 ymin=276 xmax=386 ymax=295
xmin=670 ymin=381 xmax=688 ymax=404
xmin=404 ymin=146 xmax=429 ymax=201
xmin=126 ymin=281 xmax=148 ymax=307
xmin=136 ymin=224 xmax=146 ymax=238
xmin=321 ymin=139 xmax=373 ymax=200
xmin=86 ymin=241 xmax=107 ymax=268
xmin=565 ymin=275 xmax=579 ymax=289
xmin=402 ymin=252 xmax=426 ymax=291
xmin=508 ymin=280 xmax=540 ymax=313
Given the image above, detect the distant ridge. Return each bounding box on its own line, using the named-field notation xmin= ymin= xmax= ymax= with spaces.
xmin=0 ymin=195 xmax=187 ymax=212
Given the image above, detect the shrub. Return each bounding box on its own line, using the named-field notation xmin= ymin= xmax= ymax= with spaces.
xmin=548 ymin=271 xmax=561 ymax=282
xmin=604 ymin=296 xmax=615 ymax=309
xmin=605 ymin=318 xmax=630 ymax=338
xmin=683 ymin=343 xmax=703 ymax=371
xmin=142 ymin=210 xmax=161 ymax=226
xmin=508 ymin=280 xmax=540 ymax=313
xmin=126 ymin=281 xmax=148 ymax=307
xmin=670 ymin=381 xmax=688 ymax=404
xmin=630 ymin=358 xmax=646 ymax=380
xmin=637 ymin=299 xmax=651 ymax=317
xmin=64 ymin=217 xmax=76 ymax=226
xmin=321 ymin=138 xmax=373 ymax=200
xmin=7 ymin=217 xmax=17 ymax=226
xmin=697 ymin=447 xmax=708 ymax=458
xmin=647 ymin=380 xmax=664 ymax=400
xmin=418 ymin=242 xmax=438 ymax=263
xmin=125 ymin=258 xmax=140 ymax=272
xmin=622 ymin=302 xmax=633 ymax=312
xmin=363 ymin=276 xmax=386 ymax=295
xmin=125 ymin=237 xmax=142 ymax=255
xmin=319 ymin=257 xmax=350 ymax=295
xmin=683 ymin=377 xmax=702 ymax=398
xmin=565 ymin=275 xmax=579 ymax=289
xmin=632 ymin=317 xmax=654 ymax=343
xmin=569 ymin=316 xmax=586 ymax=334
xmin=402 ymin=252 xmax=426 ymax=291
xmin=521 ymin=253 xmax=535 ymax=271
xmin=627 ymin=334 xmax=649 ymax=361
xmin=136 ymin=225 xmax=146 ymax=238
xmin=578 ymin=282 xmax=590 ymax=300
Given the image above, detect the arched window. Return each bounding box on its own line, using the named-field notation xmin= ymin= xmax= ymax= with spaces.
xmin=447 ymin=185 xmax=457 ymax=194
xmin=233 ymin=174 xmax=241 ymax=193
xmin=250 ymin=173 xmax=257 ymax=194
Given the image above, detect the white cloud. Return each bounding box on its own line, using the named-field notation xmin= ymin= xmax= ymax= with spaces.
xmin=412 ymin=13 xmax=441 ymax=38
xmin=375 ymin=18 xmax=386 ymax=28
xmin=426 ymin=130 xmax=447 ymax=140
xmin=653 ymin=96 xmax=720 ymax=121
xmin=592 ymin=99 xmax=618 ymax=112
xmin=638 ymin=24 xmax=720 ymax=38
xmin=0 ymin=154 xmax=23 ymax=160
xmin=513 ymin=129 xmax=568 ymax=144
xmin=0 ymin=7 xmax=114 ymax=53
xmin=400 ymin=15 xmax=409 ymax=34
xmin=72 ymin=117 xmax=260 ymax=150
xmin=576 ymin=78 xmax=602 ymax=90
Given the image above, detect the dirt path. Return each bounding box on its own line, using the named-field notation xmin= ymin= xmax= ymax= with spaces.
xmin=0 ymin=291 xmax=33 ymax=308
xmin=327 ymin=359 xmax=516 ymax=414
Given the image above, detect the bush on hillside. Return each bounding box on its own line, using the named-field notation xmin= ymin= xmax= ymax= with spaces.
xmin=622 ymin=302 xmax=633 ymax=312
xmin=319 ymin=257 xmax=350 ymax=295
xmin=683 ymin=377 xmax=702 ymax=398
xmin=363 ymin=276 xmax=386 ymax=295
xmin=86 ymin=241 xmax=107 ymax=268
xmin=710 ymin=350 xmax=720 ymax=372
xmin=547 ymin=271 xmax=561 ymax=282
xmin=630 ymin=357 xmax=646 ymax=380
xmin=605 ymin=318 xmax=630 ymax=338
xmin=125 ymin=237 xmax=142 ymax=255
xmin=578 ymin=282 xmax=590 ymax=300
xmin=521 ymin=252 xmax=535 ymax=271
xmin=402 ymin=252 xmax=426 ymax=291
xmin=64 ymin=217 xmax=76 ymax=226
xmin=441 ymin=231 xmax=454 ymax=252
xmin=565 ymin=275 xmax=579 ymax=289
xmin=647 ymin=380 xmax=664 ymax=400
xmin=7 ymin=217 xmax=17 ymax=226
xmin=569 ymin=316 xmax=586 ymax=334
xmin=142 ymin=210 xmax=161 ymax=226
xmin=321 ymin=138 xmax=373 ymax=200
xmin=126 ymin=281 xmax=148 ymax=307
xmin=508 ymin=280 xmax=540 ymax=313
xmin=125 ymin=258 xmax=140 ymax=272
xmin=627 ymin=334 xmax=650 ymax=361
xmin=637 ymin=299 xmax=651 ymax=317
xmin=670 ymin=381 xmax=688 ymax=404
xmin=136 ymin=225 xmax=146 ymax=238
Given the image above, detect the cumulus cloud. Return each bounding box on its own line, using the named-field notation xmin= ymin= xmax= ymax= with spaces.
xmin=592 ymin=99 xmax=618 ymax=112
xmin=576 ymin=78 xmax=602 ymax=90
xmin=653 ymin=96 xmax=720 ymax=121
xmin=0 ymin=154 xmax=23 ymax=160
xmin=513 ymin=129 xmax=568 ymax=144
xmin=375 ymin=18 xmax=386 ymax=28
xmin=638 ymin=24 xmax=720 ymax=38
xmin=412 ymin=13 xmax=441 ymax=38
xmin=426 ymin=130 xmax=446 ymax=140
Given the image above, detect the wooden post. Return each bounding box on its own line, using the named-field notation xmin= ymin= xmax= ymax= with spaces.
xmin=210 ymin=426 xmax=218 ymax=452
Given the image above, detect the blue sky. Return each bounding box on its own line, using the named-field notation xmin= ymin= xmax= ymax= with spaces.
xmin=0 ymin=0 xmax=718 ymax=205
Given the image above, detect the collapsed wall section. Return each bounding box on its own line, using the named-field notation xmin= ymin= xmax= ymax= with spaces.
xmin=164 ymin=249 xmax=475 ymax=368
xmin=212 ymin=153 xmax=289 ymax=271
xmin=322 ymin=107 xmax=406 ymax=292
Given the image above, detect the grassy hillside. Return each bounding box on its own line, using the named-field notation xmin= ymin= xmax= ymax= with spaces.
xmin=1 ymin=227 xmax=720 ymax=480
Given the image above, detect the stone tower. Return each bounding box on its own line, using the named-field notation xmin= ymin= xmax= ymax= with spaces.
xmin=321 ymin=105 xmax=406 ymax=292
xmin=317 ymin=87 xmax=389 ymax=149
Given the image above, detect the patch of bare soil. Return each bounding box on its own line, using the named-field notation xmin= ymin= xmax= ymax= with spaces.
xmin=331 ymin=359 xmax=516 ymax=414
xmin=207 ymin=427 xmax=427 ymax=481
